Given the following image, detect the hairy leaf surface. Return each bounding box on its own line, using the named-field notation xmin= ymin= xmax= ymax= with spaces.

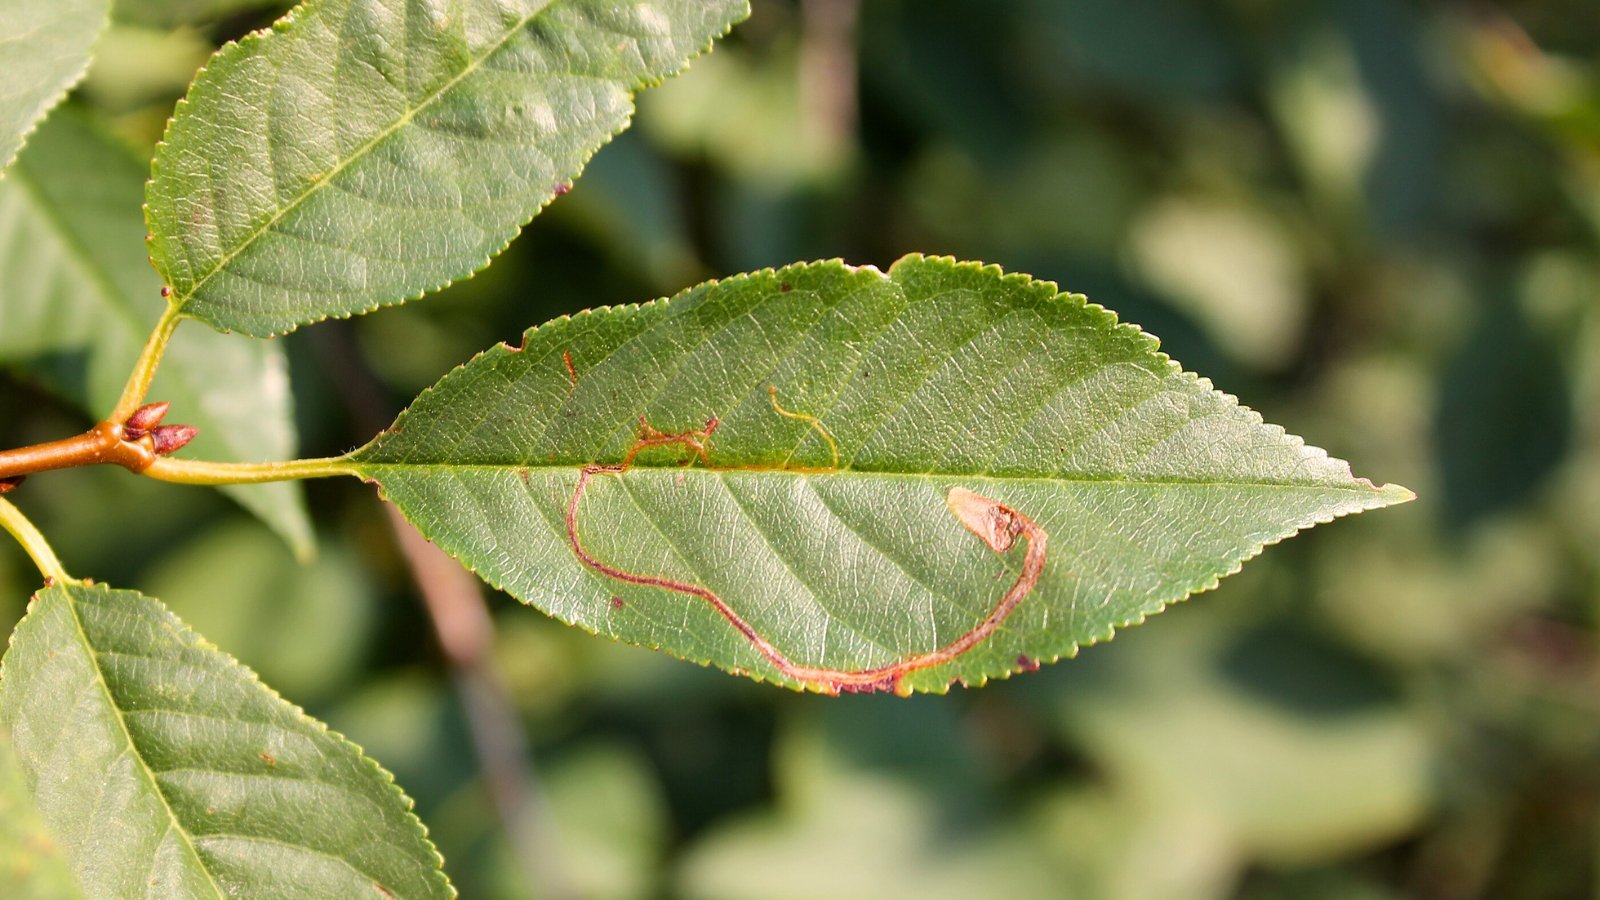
xmin=144 ymin=0 xmax=748 ymax=337
xmin=0 ymin=583 xmax=453 ymax=898
xmin=352 ymin=256 xmax=1412 ymax=695
xmin=0 ymin=110 xmax=311 ymax=554
xmin=0 ymin=0 xmax=107 ymax=173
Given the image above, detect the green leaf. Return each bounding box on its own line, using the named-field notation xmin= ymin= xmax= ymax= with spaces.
xmin=0 ymin=108 xmax=312 ymax=556
xmin=0 ymin=727 xmax=81 ymax=898
xmin=144 ymin=0 xmax=749 ymax=337
xmin=0 ymin=582 xmax=453 ymax=898
xmin=0 ymin=0 xmax=108 ymax=174
xmin=113 ymin=0 xmax=290 ymax=29
xmin=350 ymin=255 xmax=1413 ymax=695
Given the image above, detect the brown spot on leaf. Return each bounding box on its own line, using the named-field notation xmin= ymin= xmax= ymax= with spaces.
xmin=947 ymin=487 xmax=1022 ymax=553
xmin=834 ymin=674 xmax=901 ymax=695
xmin=1016 ymin=655 xmax=1040 ymax=672
xmin=609 ymin=596 xmax=625 ymax=609
xmin=259 ymin=751 xmax=276 ymax=767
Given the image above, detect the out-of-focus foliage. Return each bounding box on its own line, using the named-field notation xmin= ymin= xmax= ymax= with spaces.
xmin=0 ymin=0 xmax=1595 ymax=896
xmin=0 ymin=108 xmax=310 ymax=553
xmin=0 ymin=0 xmax=106 ymax=171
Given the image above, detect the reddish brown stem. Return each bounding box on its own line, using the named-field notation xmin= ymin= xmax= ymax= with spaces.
xmin=0 ymin=422 xmax=157 ymax=481
xmin=564 ymin=420 xmax=1048 ymax=696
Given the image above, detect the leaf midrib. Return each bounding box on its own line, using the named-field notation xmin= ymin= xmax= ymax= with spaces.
xmin=57 ymin=589 xmax=226 ymax=899
xmin=352 ymin=461 xmax=1390 ymax=493
xmin=169 ymin=0 xmax=567 ymax=309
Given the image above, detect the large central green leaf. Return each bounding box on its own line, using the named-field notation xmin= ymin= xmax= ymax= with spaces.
xmin=0 ymin=583 xmax=453 ymax=897
xmin=144 ymin=0 xmax=748 ymax=337
xmin=351 ymin=256 xmax=1411 ymax=695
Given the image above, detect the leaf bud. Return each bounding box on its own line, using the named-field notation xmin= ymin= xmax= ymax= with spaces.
xmin=123 ymin=401 xmax=171 ymax=437
xmin=150 ymin=425 xmax=198 ymax=455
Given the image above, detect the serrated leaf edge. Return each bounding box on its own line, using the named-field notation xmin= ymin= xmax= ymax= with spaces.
xmin=0 ymin=1 xmax=110 ymax=177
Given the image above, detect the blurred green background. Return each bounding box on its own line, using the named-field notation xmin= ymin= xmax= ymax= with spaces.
xmin=3 ymin=0 xmax=1599 ymax=896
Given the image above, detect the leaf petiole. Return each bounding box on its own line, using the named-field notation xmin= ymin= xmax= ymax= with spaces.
xmin=142 ymin=455 xmax=359 ymax=485
xmin=0 ymin=497 xmax=79 ymax=586
xmin=109 ymin=304 xmax=182 ymax=423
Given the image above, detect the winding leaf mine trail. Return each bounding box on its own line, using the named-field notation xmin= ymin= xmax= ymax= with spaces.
xmin=562 ymin=404 xmax=1049 ymax=696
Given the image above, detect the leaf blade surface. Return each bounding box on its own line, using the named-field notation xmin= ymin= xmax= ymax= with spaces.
xmin=0 ymin=726 xmax=81 ymax=898
xmin=145 ymin=0 xmax=748 ymax=336
xmin=352 ymin=256 xmax=1412 ymax=694
xmin=0 ymin=583 xmax=453 ymax=898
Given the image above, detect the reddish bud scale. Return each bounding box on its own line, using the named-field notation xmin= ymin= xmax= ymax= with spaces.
xmin=151 ymin=425 xmax=198 ymax=455
xmin=123 ymin=401 xmax=171 ymax=437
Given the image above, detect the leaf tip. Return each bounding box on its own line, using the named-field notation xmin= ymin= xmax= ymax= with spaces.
xmin=1377 ymin=483 xmax=1418 ymax=505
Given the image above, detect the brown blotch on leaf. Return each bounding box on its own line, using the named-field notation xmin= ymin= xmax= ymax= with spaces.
xmin=563 ymin=349 xmax=579 ymax=390
xmin=1016 ymin=655 xmax=1040 ymax=673
xmin=258 ymin=751 xmax=277 ymax=767
xmin=947 ymin=486 xmax=1022 ymax=553
xmin=779 ymin=282 xmax=793 ymax=293
xmin=834 ymin=674 xmax=901 ymax=695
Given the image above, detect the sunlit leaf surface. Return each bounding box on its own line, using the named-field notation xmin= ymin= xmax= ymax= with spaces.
xmin=144 ymin=0 xmax=748 ymax=336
